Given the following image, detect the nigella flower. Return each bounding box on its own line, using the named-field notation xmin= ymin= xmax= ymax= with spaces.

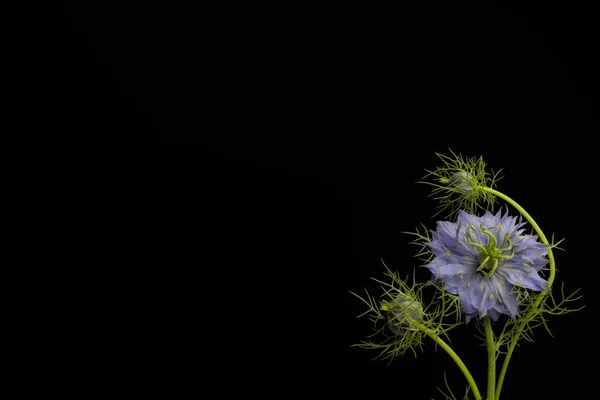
xmin=425 ymin=209 xmax=548 ymax=322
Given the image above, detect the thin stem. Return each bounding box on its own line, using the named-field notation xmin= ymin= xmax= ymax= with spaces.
xmin=481 ymin=187 xmax=556 ymax=400
xmin=483 ymin=317 xmax=496 ymax=400
xmin=411 ymin=320 xmax=482 ymax=400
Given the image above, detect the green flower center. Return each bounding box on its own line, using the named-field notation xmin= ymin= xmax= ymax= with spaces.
xmin=466 ymin=224 xmax=515 ymax=277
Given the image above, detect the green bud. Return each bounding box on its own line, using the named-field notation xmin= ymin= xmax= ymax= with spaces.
xmin=384 ymin=293 xmax=424 ymax=335
xmin=448 ymin=171 xmax=475 ymax=195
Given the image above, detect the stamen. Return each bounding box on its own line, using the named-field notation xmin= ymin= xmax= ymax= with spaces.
xmin=476 ymin=255 xmax=490 ymax=272
xmin=467 ymin=234 xmax=487 ymax=253
xmin=483 ymin=258 xmax=499 ymax=277
xmin=496 ymin=249 xmax=515 ymax=259
xmin=479 ymin=224 xmax=498 ymax=248
xmin=496 ymin=233 xmax=513 ymax=252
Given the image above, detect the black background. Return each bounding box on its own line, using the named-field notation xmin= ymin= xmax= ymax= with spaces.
xmin=56 ymin=1 xmax=598 ymax=398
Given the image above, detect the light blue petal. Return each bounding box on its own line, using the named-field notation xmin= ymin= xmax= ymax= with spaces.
xmin=498 ymin=264 xmax=548 ymax=292
xmin=428 ymin=238 xmax=449 ymax=258
xmin=480 ymin=210 xmax=499 ymax=228
xmin=468 ymin=275 xmax=499 ymax=318
xmin=496 ymin=287 xmax=519 ymax=318
xmin=486 ymin=307 xmax=502 ymax=321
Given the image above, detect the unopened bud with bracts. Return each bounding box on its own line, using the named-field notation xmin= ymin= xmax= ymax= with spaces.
xmin=446 ymin=171 xmax=475 ymax=196
xmin=351 ymin=260 xmax=463 ymax=362
xmin=381 ymin=292 xmax=424 ymax=335
xmin=419 ymin=149 xmax=501 ymax=219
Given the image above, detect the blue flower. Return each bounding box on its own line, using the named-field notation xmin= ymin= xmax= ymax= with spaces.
xmin=425 ymin=209 xmax=548 ymax=322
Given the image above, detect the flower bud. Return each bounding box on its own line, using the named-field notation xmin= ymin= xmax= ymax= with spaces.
xmin=384 ymin=293 xmax=424 ymax=335
xmin=447 ymin=171 xmax=475 ymax=195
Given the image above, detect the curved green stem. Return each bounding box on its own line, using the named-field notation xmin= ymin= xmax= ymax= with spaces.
xmin=482 ymin=187 xmax=556 ymax=287
xmin=481 ymin=187 xmax=556 ymax=400
xmin=483 ymin=317 xmax=496 ymax=400
xmin=411 ymin=320 xmax=482 ymax=400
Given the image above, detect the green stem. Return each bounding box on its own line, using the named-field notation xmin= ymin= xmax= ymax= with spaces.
xmin=412 ymin=320 xmax=482 ymax=400
xmin=483 ymin=317 xmax=496 ymax=400
xmin=481 ymin=187 xmax=556 ymax=400
xmin=481 ymin=187 xmax=556 ymax=286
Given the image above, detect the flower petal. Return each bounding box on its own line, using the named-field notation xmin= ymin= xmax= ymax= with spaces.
xmin=494 ymin=285 xmax=519 ymax=318
xmin=441 ymin=263 xmax=474 ymax=278
xmin=468 ymin=275 xmax=499 ymax=318
xmin=486 ymin=307 xmax=502 ymax=321
xmin=459 ymin=294 xmax=478 ymax=323
xmin=510 ymin=252 xmax=549 ymax=272
xmin=498 ymin=263 xmax=548 ymax=292
xmin=514 ymin=241 xmax=548 ymax=266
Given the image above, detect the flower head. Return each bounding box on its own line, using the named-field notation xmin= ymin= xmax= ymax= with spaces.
xmin=425 ymin=209 xmax=548 ymax=322
xmin=419 ymin=150 xmax=501 ymax=219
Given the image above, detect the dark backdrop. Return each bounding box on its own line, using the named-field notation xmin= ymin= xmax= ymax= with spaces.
xmin=152 ymin=143 xmax=594 ymax=399
xmin=56 ymin=1 xmax=597 ymax=398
